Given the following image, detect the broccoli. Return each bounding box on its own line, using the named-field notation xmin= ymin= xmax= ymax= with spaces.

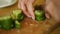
xmin=0 ymin=16 xmax=14 ymax=30
xmin=12 ymin=10 xmax=24 ymax=21
xmin=15 ymin=20 xmax=21 ymax=29
xmin=35 ymin=10 xmax=46 ymax=21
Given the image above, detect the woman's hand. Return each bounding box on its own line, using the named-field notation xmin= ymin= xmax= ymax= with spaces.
xmin=18 ymin=0 xmax=35 ymax=20
xmin=45 ymin=0 xmax=60 ymax=22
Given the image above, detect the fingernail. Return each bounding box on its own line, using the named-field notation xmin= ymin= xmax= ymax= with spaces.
xmin=31 ymin=17 xmax=35 ymax=20
xmin=45 ymin=13 xmax=50 ymax=19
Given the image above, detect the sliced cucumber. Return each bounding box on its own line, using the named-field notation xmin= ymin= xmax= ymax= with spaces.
xmin=12 ymin=10 xmax=24 ymax=21
xmin=0 ymin=16 xmax=14 ymax=30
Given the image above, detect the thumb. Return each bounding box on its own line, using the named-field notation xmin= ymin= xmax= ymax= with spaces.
xmin=45 ymin=12 xmax=50 ymax=19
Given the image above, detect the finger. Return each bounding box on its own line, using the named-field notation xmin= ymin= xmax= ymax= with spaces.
xmin=45 ymin=8 xmax=51 ymax=19
xmin=45 ymin=2 xmax=60 ymax=21
xmin=29 ymin=0 xmax=35 ymax=3
xmin=45 ymin=2 xmax=53 ymax=19
xmin=18 ymin=0 xmax=21 ymax=9
xmin=45 ymin=12 xmax=50 ymax=19
xmin=20 ymin=2 xmax=31 ymax=17
xmin=26 ymin=3 xmax=35 ymax=20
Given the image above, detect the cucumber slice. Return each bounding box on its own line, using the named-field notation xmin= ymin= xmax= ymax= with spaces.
xmin=12 ymin=10 xmax=24 ymax=21
xmin=35 ymin=10 xmax=46 ymax=21
xmin=15 ymin=20 xmax=21 ymax=29
xmin=0 ymin=16 xmax=14 ymax=30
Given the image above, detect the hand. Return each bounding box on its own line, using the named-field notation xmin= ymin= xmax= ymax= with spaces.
xmin=45 ymin=0 xmax=60 ymax=22
xmin=18 ymin=0 xmax=35 ymax=20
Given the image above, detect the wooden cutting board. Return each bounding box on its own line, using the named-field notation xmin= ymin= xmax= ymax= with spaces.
xmin=0 ymin=17 xmax=59 ymax=34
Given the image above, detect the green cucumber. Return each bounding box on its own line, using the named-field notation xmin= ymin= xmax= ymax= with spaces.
xmin=0 ymin=16 xmax=14 ymax=30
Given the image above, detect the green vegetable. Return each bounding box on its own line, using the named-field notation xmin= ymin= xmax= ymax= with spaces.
xmin=12 ymin=10 xmax=23 ymax=29
xmin=12 ymin=10 xmax=24 ymax=21
xmin=0 ymin=9 xmax=23 ymax=30
xmin=35 ymin=10 xmax=46 ymax=21
xmin=0 ymin=16 xmax=14 ymax=30
xmin=15 ymin=20 xmax=21 ymax=29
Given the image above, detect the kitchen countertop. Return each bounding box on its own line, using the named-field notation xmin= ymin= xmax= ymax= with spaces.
xmin=0 ymin=0 xmax=60 ymax=34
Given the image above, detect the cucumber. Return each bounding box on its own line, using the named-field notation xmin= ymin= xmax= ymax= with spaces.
xmin=15 ymin=20 xmax=21 ymax=29
xmin=0 ymin=16 xmax=14 ymax=30
xmin=12 ymin=10 xmax=24 ymax=21
xmin=35 ymin=10 xmax=46 ymax=21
